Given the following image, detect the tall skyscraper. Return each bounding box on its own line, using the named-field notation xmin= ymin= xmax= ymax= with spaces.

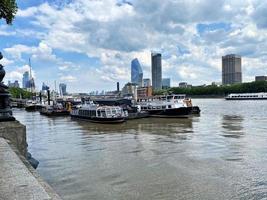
xmin=22 ymin=71 xmax=30 ymax=88
xmin=222 ymin=54 xmax=242 ymax=85
xmin=59 ymin=83 xmax=67 ymax=96
xmin=162 ymin=78 xmax=171 ymax=88
xmin=143 ymin=78 xmax=151 ymax=87
xmin=151 ymin=53 xmax=162 ymax=90
xmin=42 ymin=82 xmax=50 ymax=91
xmin=131 ymin=58 xmax=143 ymax=87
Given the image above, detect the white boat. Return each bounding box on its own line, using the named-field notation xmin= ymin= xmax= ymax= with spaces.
xmin=137 ymin=95 xmax=200 ymax=118
xmin=70 ymin=101 xmax=128 ymax=123
xmin=225 ymin=93 xmax=267 ymax=100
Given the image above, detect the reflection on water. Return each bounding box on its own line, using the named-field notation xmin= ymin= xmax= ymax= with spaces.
xmin=76 ymin=117 xmax=193 ymax=135
xmin=221 ymin=115 xmax=244 ymax=138
xmin=13 ymin=99 xmax=267 ymax=200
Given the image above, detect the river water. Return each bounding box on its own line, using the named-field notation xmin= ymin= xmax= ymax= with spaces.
xmin=13 ymin=99 xmax=267 ymax=200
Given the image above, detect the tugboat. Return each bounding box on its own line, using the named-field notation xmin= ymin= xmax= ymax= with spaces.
xmin=40 ymin=103 xmax=69 ymax=116
xmin=137 ymin=94 xmax=200 ymax=118
xmin=70 ymin=101 xmax=128 ymax=123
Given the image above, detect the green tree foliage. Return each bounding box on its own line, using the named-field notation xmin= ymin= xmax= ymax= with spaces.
xmin=153 ymin=81 xmax=267 ymax=96
xmin=8 ymin=87 xmax=33 ymax=99
xmin=0 ymin=0 xmax=17 ymax=24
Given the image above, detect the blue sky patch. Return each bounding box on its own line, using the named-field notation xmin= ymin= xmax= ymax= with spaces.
xmin=197 ymin=22 xmax=232 ymax=34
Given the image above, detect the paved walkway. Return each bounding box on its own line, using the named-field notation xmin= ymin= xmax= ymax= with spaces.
xmin=0 ymin=138 xmax=62 ymax=200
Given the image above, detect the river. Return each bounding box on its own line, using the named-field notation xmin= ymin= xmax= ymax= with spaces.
xmin=13 ymin=99 xmax=267 ymax=200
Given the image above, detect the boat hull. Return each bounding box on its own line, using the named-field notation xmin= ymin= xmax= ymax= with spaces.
xmin=40 ymin=111 xmax=70 ymax=116
xmin=70 ymin=114 xmax=125 ymax=124
xmin=189 ymin=106 xmax=201 ymax=115
xmin=25 ymin=105 xmax=44 ymax=111
xmin=145 ymin=107 xmax=191 ymax=118
xmin=127 ymin=112 xmax=149 ymax=120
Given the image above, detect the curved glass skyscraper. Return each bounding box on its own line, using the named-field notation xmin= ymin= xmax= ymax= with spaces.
xmin=131 ymin=58 xmax=143 ymax=87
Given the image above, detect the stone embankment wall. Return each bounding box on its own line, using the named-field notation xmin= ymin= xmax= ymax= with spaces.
xmin=0 ymin=121 xmax=62 ymax=200
xmin=0 ymin=120 xmax=27 ymax=156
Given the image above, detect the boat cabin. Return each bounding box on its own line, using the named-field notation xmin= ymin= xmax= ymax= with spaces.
xmin=137 ymin=95 xmax=190 ymax=110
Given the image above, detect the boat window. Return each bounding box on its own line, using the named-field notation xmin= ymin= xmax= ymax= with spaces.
xmin=106 ymin=109 xmax=111 ymax=115
xmin=92 ymin=111 xmax=96 ymax=117
xmin=168 ymin=105 xmax=172 ymax=108
xmin=162 ymin=106 xmax=166 ymax=109
xmin=101 ymin=110 xmax=106 ymax=117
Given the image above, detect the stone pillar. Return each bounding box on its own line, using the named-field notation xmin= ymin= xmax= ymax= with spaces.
xmin=0 ymin=121 xmax=27 ymax=157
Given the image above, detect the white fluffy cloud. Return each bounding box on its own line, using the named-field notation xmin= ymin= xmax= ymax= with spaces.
xmin=60 ymin=75 xmax=77 ymax=82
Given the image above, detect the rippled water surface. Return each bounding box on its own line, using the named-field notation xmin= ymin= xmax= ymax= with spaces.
xmin=14 ymin=99 xmax=267 ymax=200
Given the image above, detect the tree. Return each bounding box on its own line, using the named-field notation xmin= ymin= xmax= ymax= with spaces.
xmin=0 ymin=0 xmax=17 ymax=25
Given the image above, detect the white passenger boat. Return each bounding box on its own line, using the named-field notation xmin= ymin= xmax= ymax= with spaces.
xmin=225 ymin=93 xmax=267 ymax=100
xmin=70 ymin=101 xmax=128 ymax=123
xmin=137 ymin=95 xmax=200 ymax=118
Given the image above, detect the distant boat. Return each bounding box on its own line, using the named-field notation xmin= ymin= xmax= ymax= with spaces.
xmin=225 ymin=93 xmax=267 ymax=100
xmin=70 ymin=101 xmax=128 ymax=123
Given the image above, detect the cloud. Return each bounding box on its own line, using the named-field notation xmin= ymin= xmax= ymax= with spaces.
xmin=4 ymin=0 xmax=267 ymax=91
xmin=60 ymin=75 xmax=77 ymax=82
xmin=4 ymin=42 xmax=57 ymax=61
xmin=17 ymin=6 xmax=39 ymax=17
xmin=0 ymin=57 xmax=14 ymax=66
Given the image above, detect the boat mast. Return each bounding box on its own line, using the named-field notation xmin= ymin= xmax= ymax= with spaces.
xmin=29 ymin=58 xmax=32 ymax=93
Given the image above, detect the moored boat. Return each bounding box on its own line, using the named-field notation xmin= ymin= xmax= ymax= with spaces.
xmin=137 ymin=95 xmax=200 ymax=117
xmin=25 ymin=100 xmax=44 ymax=111
xmin=40 ymin=104 xmax=70 ymax=116
xmin=70 ymin=101 xmax=128 ymax=123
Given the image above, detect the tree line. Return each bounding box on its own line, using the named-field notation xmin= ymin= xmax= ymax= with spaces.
xmin=8 ymin=87 xmax=33 ymax=99
xmin=154 ymin=81 xmax=267 ymax=96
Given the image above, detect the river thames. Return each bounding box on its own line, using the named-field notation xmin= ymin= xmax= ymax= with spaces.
xmin=13 ymin=99 xmax=267 ymax=200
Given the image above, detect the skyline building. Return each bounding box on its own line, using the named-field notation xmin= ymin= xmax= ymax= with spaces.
xmin=131 ymin=58 xmax=143 ymax=87
xmin=255 ymin=76 xmax=267 ymax=81
xmin=122 ymin=82 xmax=138 ymax=100
xmin=162 ymin=78 xmax=171 ymax=88
xmin=42 ymin=82 xmax=50 ymax=91
xmin=222 ymin=54 xmax=242 ymax=85
xmin=22 ymin=71 xmax=30 ymax=88
xmin=143 ymin=78 xmax=151 ymax=87
xmin=8 ymin=80 xmax=20 ymax=88
xmin=151 ymin=52 xmax=162 ymax=90
xmin=59 ymin=83 xmax=67 ymax=96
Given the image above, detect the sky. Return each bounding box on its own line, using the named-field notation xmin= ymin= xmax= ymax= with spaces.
xmin=0 ymin=0 xmax=267 ymax=93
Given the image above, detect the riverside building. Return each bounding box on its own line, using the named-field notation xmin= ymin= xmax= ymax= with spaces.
xmin=222 ymin=54 xmax=242 ymax=85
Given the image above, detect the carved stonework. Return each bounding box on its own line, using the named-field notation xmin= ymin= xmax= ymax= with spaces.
xmin=0 ymin=52 xmax=15 ymax=122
